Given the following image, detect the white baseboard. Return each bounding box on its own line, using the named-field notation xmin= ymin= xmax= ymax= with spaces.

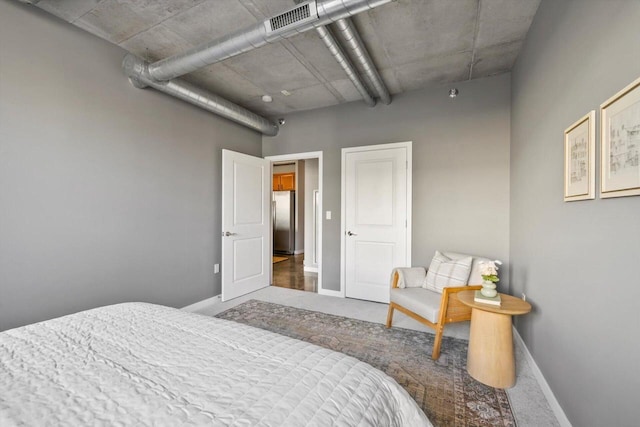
xmin=181 ymin=295 xmax=221 ymax=312
xmin=303 ymin=266 xmax=318 ymax=273
xmin=293 ymin=249 xmax=304 ymax=255
xmin=318 ymin=287 xmax=344 ymax=298
xmin=512 ymin=327 xmax=572 ymax=427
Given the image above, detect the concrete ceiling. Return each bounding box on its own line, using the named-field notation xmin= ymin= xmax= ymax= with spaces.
xmin=33 ymin=0 xmax=541 ymax=117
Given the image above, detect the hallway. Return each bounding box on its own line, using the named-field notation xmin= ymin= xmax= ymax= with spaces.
xmin=272 ymin=254 xmax=317 ymax=292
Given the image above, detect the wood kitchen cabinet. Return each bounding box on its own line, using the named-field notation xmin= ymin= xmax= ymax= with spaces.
xmin=273 ymin=173 xmax=295 ymax=191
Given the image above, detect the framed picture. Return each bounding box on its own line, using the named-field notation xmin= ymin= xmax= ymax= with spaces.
xmin=564 ymin=111 xmax=595 ymax=201
xmin=600 ymin=76 xmax=640 ymax=198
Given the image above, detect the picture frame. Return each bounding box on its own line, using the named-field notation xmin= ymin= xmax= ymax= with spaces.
xmin=600 ymin=76 xmax=640 ymax=198
xmin=564 ymin=111 xmax=595 ymax=201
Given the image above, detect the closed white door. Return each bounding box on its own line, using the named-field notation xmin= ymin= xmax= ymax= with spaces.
xmin=343 ymin=144 xmax=410 ymax=303
xmin=221 ymin=149 xmax=270 ymax=301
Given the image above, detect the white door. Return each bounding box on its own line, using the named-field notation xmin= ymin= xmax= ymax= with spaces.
xmin=343 ymin=144 xmax=410 ymax=303
xmin=221 ymin=149 xmax=270 ymax=301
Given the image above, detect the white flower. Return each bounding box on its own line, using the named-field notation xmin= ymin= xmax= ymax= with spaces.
xmin=479 ymin=260 xmax=501 ymax=276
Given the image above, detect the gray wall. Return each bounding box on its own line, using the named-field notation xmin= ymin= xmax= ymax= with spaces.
xmin=510 ymin=1 xmax=640 ymax=425
xmin=0 ymin=1 xmax=262 ymax=331
xmin=264 ymin=74 xmax=511 ymax=291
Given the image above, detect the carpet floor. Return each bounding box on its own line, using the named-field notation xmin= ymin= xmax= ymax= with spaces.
xmin=216 ymin=300 xmax=515 ymax=427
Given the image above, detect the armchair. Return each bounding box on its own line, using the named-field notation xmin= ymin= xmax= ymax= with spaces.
xmin=385 ymin=252 xmax=490 ymax=360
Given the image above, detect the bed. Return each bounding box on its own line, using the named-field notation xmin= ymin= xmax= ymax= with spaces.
xmin=0 ymin=302 xmax=430 ymax=426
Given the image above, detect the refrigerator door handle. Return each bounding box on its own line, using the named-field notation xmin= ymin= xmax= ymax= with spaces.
xmin=272 ymin=200 xmax=277 ymax=229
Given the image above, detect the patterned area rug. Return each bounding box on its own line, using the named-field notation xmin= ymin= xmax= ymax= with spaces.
xmin=216 ymin=300 xmax=515 ymax=427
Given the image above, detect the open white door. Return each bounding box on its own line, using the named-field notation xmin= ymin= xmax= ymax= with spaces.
xmin=343 ymin=143 xmax=411 ymax=303
xmin=221 ymin=149 xmax=270 ymax=301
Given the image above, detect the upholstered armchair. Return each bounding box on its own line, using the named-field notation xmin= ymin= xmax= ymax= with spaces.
xmin=385 ymin=252 xmax=490 ymax=360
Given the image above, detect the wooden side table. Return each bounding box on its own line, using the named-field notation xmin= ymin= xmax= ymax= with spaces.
xmin=457 ymin=290 xmax=531 ymax=388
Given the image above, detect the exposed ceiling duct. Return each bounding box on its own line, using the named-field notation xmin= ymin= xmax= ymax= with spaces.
xmin=288 ymin=0 xmax=377 ymax=107
xmin=123 ymin=54 xmax=279 ymax=136
xmin=147 ymin=0 xmax=396 ymax=82
xmin=28 ymin=0 xmax=540 ymax=116
xmin=315 ymin=26 xmax=376 ymax=107
xmin=123 ymin=0 xmax=395 ymax=136
xmin=334 ymin=18 xmax=392 ymax=105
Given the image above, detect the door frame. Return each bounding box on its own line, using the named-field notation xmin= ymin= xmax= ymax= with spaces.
xmin=340 ymin=141 xmax=413 ymax=299
xmin=265 ymin=151 xmax=323 ymax=294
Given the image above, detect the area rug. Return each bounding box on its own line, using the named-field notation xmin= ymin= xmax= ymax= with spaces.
xmin=272 ymin=256 xmax=288 ymax=264
xmin=216 ymin=300 xmax=515 ymax=427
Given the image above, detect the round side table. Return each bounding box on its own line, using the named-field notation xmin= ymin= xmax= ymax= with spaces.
xmin=457 ymin=290 xmax=531 ymax=388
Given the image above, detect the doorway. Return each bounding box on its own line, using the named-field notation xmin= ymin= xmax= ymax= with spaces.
xmin=266 ymin=152 xmax=323 ymax=293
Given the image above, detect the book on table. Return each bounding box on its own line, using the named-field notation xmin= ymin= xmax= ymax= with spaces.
xmin=474 ymin=290 xmax=501 ymax=306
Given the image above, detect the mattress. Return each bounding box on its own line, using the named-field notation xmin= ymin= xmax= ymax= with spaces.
xmin=0 ymin=302 xmax=430 ymax=426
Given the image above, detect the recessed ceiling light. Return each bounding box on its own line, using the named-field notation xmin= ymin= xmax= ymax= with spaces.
xmin=261 ymin=95 xmax=273 ymax=103
xmin=281 ymin=90 xmax=291 ymax=96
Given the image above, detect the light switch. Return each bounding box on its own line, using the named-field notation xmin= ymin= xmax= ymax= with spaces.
xmin=326 ymin=211 xmax=331 ymax=220
xmin=214 ymin=264 xmax=220 ymax=274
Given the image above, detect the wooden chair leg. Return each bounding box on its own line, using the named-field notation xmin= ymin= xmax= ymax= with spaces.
xmin=386 ymin=304 xmax=395 ymax=328
xmin=432 ymin=324 xmax=444 ymax=360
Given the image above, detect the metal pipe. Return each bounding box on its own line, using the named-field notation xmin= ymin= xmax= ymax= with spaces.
xmin=148 ymin=0 xmax=395 ymax=82
xmin=315 ymin=26 xmax=375 ymax=107
xmin=334 ymin=18 xmax=391 ymax=105
xmin=123 ymin=54 xmax=279 ymax=136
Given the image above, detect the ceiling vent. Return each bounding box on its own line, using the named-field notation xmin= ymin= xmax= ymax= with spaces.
xmin=267 ymin=1 xmax=318 ymax=33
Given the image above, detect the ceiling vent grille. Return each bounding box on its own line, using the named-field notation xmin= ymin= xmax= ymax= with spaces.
xmin=268 ymin=2 xmax=317 ymax=32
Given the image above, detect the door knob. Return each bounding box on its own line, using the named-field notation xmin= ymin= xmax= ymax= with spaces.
xmin=223 ymin=231 xmax=237 ymax=236
xmin=347 ymin=231 xmax=357 ymax=236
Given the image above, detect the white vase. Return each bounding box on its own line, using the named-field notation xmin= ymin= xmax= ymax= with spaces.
xmin=481 ymin=281 xmax=497 ymax=298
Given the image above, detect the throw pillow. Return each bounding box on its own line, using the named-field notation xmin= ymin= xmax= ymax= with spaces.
xmin=393 ymin=267 xmax=427 ymax=288
xmin=423 ymin=251 xmax=473 ymax=293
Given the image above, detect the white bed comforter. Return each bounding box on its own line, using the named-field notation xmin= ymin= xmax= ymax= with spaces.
xmin=0 ymin=303 xmax=430 ymax=426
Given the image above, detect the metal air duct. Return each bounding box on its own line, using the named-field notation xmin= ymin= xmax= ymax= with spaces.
xmin=123 ymin=54 xmax=279 ymax=136
xmin=147 ymin=0 xmax=395 ymax=82
xmin=334 ymin=18 xmax=391 ymax=105
xmin=315 ymin=26 xmax=375 ymax=107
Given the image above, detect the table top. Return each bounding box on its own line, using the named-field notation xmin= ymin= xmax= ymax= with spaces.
xmin=458 ymin=290 xmax=532 ymax=316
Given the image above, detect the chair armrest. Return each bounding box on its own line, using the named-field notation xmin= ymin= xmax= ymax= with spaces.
xmin=442 ymin=285 xmax=482 ymax=295
xmin=391 ymin=271 xmax=400 ymax=289
xmin=437 ymin=285 xmax=483 ymax=325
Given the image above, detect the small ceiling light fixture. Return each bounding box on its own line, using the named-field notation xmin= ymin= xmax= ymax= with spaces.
xmin=449 ymin=88 xmax=459 ymax=98
xmin=261 ymin=95 xmax=273 ymax=103
xmin=281 ymin=90 xmax=291 ymax=96
xmin=278 ymin=118 xmax=286 ymax=125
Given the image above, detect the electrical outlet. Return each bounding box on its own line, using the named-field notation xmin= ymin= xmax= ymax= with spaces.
xmin=214 ymin=264 xmax=220 ymax=274
xmin=326 ymin=211 xmax=331 ymax=220
xmin=522 ymin=293 xmax=526 ymax=301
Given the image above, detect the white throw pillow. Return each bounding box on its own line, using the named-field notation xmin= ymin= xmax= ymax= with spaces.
xmin=423 ymin=251 xmax=473 ymax=293
xmin=393 ymin=267 xmax=427 ymax=288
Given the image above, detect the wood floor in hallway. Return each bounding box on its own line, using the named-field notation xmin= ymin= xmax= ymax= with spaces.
xmin=272 ymin=254 xmax=317 ymax=292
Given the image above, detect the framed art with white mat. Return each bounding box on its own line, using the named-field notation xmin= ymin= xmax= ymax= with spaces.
xmin=564 ymin=110 xmax=596 ymax=201
xmin=600 ymin=76 xmax=640 ymax=199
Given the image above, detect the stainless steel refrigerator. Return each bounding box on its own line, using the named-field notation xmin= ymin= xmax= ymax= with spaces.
xmin=273 ymin=191 xmax=295 ymax=254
